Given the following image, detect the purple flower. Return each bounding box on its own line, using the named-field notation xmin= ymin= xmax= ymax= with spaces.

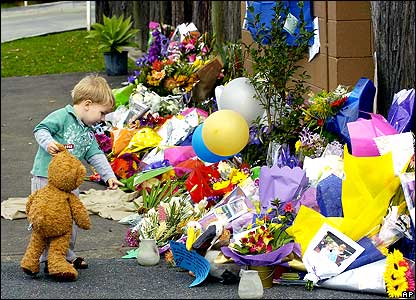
xmin=136 ymin=55 xmax=149 ymax=67
xmin=95 ymin=133 xmax=112 ymax=153
xmin=124 ymin=228 xmax=140 ymax=247
xmin=248 ymin=126 xmax=261 ymax=145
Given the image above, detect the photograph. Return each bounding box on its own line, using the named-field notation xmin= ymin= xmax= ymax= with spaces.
xmin=228 ymin=198 xmax=249 ymax=217
xmin=303 ymin=223 xmax=365 ymax=280
xmin=214 ymin=204 xmax=233 ymax=221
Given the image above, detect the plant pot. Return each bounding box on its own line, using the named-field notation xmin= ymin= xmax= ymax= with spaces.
xmin=248 ymin=265 xmax=276 ymax=288
xmin=104 ymin=51 xmax=128 ymax=76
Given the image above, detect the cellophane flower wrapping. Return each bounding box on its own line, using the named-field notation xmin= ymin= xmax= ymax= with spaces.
xmin=387 ymin=88 xmax=415 ymax=133
xmin=221 ymin=242 xmax=301 ymax=267
xmin=259 ymin=165 xmax=308 ymax=214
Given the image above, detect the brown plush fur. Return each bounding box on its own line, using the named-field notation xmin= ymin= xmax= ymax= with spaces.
xmin=21 ymin=144 xmax=91 ymax=281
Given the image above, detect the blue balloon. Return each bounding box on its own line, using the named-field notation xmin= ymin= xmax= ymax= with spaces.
xmin=192 ymin=124 xmax=231 ymax=163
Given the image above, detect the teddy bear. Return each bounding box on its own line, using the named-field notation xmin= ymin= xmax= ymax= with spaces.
xmin=21 ymin=144 xmax=91 ymax=281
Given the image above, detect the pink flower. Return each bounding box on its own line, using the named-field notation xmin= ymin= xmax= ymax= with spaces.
xmin=149 ymin=21 xmax=160 ymax=30
xmin=185 ymin=43 xmax=196 ymax=51
xmin=187 ymin=54 xmax=196 ymax=63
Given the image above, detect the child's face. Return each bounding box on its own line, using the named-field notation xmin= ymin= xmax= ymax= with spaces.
xmin=79 ymin=100 xmax=113 ymax=126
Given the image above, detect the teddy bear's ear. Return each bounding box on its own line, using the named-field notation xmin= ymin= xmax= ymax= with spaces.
xmin=55 ymin=143 xmax=68 ymax=153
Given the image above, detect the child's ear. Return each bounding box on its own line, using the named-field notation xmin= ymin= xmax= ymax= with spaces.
xmin=84 ymin=99 xmax=93 ymax=108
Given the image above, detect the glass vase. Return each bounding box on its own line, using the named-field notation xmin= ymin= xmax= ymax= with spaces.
xmin=136 ymin=238 xmax=160 ymax=266
xmin=238 ymin=269 xmax=264 ymax=299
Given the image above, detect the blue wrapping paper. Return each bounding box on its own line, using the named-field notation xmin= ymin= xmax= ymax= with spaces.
xmin=345 ymin=237 xmax=385 ymax=272
xmin=316 ymin=174 xmax=343 ymax=217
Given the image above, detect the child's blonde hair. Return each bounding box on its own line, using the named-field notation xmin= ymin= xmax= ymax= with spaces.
xmin=71 ymin=74 xmax=115 ymax=109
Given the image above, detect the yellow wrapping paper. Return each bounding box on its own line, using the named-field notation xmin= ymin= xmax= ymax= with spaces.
xmin=287 ymin=145 xmax=400 ymax=255
xmin=341 ymin=145 xmax=400 ymax=239
xmin=118 ymin=127 xmax=162 ymax=156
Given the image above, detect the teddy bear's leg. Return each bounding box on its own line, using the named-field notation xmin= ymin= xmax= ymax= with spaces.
xmin=21 ymin=231 xmax=47 ymax=275
xmin=47 ymin=232 xmax=78 ymax=281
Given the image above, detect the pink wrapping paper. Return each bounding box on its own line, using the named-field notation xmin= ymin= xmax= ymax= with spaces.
xmin=347 ymin=113 xmax=397 ymax=157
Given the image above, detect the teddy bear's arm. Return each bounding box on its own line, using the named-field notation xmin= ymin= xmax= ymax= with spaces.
xmin=25 ymin=191 xmax=39 ymax=215
xmin=68 ymin=194 xmax=91 ymax=230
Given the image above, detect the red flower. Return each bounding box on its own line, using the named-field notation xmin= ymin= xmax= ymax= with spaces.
xmin=283 ymin=202 xmax=294 ymax=213
xmin=330 ymin=96 xmax=348 ymax=108
xmin=152 ymin=60 xmax=164 ymax=71
xmin=89 ymin=172 xmax=101 ymax=182
xmin=317 ymin=119 xmax=324 ymax=127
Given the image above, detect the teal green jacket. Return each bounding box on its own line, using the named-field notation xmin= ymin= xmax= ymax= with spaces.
xmin=31 ymin=105 xmax=103 ymax=178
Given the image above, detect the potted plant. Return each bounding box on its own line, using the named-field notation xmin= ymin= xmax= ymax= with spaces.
xmin=86 ymin=14 xmax=139 ymax=76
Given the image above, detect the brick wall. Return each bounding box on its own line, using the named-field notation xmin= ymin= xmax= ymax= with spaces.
xmin=241 ymin=1 xmax=375 ymax=93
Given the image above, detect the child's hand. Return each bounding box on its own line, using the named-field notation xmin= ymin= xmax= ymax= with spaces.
xmin=107 ymin=177 xmax=125 ymax=190
xmin=47 ymin=141 xmax=60 ymax=156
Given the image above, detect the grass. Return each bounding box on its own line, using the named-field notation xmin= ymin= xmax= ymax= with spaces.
xmin=1 ymin=29 xmax=137 ymax=77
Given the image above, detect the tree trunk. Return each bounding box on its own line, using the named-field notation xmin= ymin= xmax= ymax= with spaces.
xmin=95 ymin=1 xmax=110 ymax=24
xmin=192 ymin=1 xmax=211 ymax=34
xmin=211 ymin=1 xmax=224 ymax=44
xmin=95 ymin=1 xmax=133 ymax=20
xmin=132 ymin=1 xmax=150 ymax=52
xmin=224 ymin=1 xmax=241 ymax=42
xmin=370 ymin=1 xmax=415 ymax=117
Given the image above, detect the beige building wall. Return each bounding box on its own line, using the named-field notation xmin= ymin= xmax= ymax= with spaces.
xmin=241 ymin=1 xmax=375 ymax=93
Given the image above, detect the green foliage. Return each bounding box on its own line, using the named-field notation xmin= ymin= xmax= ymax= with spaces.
xmin=215 ymin=40 xmax=245 ymax=85
xmin=140 ymin=179 xmax=185 ymax=211
xmin=1 ymin=30 xmax=136 ymax=77
xmin=240 ymin=1 xmax=315 ymax=165
xmin=85 ymin=14 xmax=139 ymax=53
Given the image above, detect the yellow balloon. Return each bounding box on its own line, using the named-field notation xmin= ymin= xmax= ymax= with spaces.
xmin=202 ymin=110 xmax=249 ymax=156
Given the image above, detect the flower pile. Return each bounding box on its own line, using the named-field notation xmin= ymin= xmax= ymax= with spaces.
xmin=128 ymin=21 xmax=213 ymax=97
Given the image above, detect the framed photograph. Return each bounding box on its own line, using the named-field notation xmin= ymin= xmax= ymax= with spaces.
xmin=228 ymin=198 xmax=249 ymax=218
xmin=303 ymin=223 xmax=365 ymax=281
xmin=214 ymin=204 xmax=233 ymax=222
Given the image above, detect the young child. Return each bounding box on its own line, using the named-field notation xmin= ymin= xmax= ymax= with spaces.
xmin=30 ymin=74 xmax=124 ymax=271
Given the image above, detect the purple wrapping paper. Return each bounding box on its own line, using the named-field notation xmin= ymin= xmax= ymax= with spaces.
xmin=220 ymin=242 xmax=301 ymax=267
xmin=293 ymin=186 xmax=318 ymax=214
xmin=387 ymin=88 xmax=415 ymax=133
xmin=259 ymin=165 xmax=308 ymax=214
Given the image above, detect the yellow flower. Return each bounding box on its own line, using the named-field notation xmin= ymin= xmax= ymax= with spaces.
xmin=295 ymin=140 xmax=302 ymax=153
xmin=231 ymin=170 xmax=249 ymax=185
xmin=385 ymin=276 xmax=408 ymax=298
xmin=147 ymin=69 xmax=166 ymax=86
xmin=269 ymin=223 xmax=282 ymax=231
xmin=384 ymin=249 xmax=409 ymax=298
xmin=192 ymin=58 xmax=203 ymax=69
xmin=213 ymin=180 xmax=231 ymax=190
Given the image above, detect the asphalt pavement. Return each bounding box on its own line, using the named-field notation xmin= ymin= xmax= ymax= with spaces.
xmin=1 ymin=2 xmax=390 ymax=300
xmin=1 ymin=1 xmax=95 ymax=43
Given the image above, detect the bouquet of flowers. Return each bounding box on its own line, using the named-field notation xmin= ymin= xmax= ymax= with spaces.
xmin=294 ymin=127 xmax=328 ymax=159
xmin=185 ymin=160 xmax=251 ymax=206
xmin=229 ymin=200 xmax=294 ymax=255
xmin=384 ymin=249 xmax=415 ymax=298
xmin=221 ymin=199 xmax=301 ymax=267
xmin=134 ymin=195 xmax=206 ymax=247
xmin=128 ymin=21 xmax=213 ymax=97
xmin=302 ymin=85 xmax=350 ymax=134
